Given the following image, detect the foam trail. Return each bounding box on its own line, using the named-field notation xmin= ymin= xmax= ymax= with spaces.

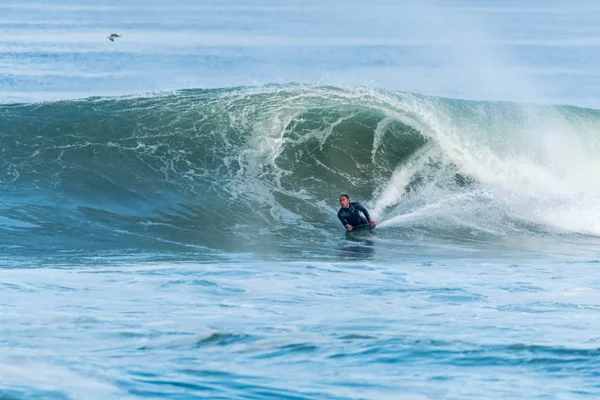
xmin=371 ymin=143 xmax=437 ymax=217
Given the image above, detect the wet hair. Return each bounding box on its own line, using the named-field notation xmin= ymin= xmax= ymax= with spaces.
xmin=339 ymin=194 xmax=350 ymax=200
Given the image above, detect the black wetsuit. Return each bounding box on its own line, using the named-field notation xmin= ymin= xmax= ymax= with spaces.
xmin=338 ymin=202 xmax=372 ymax=228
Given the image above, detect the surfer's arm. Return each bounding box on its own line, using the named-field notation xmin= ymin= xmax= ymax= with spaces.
xmin=338 ymin=214 xmax=349 ymax=226
xmin=338 ymin=213 xmax=352 ymax=230
xmin=355 ymin=203 xmax=372 ymax=221
xmin=356 ymin=202 xmax=377 ymax=225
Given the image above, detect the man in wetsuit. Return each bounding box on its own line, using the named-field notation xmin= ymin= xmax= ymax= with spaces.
xmin=337 ymin=194 xmax=378 ymax=231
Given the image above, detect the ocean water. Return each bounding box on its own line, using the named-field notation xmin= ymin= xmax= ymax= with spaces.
xmin=3 ymin=1 xmax=600 ymax=399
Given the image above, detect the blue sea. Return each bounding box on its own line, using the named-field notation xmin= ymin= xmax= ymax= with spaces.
xmin=3 ymin=1 xmax=600 ymax=399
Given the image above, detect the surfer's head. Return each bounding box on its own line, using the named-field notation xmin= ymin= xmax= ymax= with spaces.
xmin=339 ymin=194 xmax=350 ymax=208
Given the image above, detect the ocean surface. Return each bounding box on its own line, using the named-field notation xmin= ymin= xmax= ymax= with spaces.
xmin=2 ymin=1 xmax=600 ymax=399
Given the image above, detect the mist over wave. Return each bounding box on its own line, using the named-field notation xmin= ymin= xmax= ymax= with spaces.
xmin=2 ymin=84 xmax=600 ymax=258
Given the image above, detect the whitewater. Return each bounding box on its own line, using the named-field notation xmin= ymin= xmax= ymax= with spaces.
xmin=2 ymin=1 xmax=600 ymax=399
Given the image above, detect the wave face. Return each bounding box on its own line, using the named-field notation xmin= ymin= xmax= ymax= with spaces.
xmin=2 ymin=85 xmax=600 ymax=259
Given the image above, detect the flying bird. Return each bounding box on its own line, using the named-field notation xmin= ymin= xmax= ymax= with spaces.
xmin=107 ymin=33 xmax=121 ymax=42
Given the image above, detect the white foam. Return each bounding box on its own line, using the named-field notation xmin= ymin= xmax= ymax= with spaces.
xmin=372 ymin=91 xmax=600 ymax=236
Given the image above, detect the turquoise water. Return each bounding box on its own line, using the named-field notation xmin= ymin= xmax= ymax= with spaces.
xmin=4 ymin=256 xmax=600 ymax=399
xmin=2 ymin=1 xmax=600 ymax=399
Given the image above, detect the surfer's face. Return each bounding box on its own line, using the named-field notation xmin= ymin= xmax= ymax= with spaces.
xmin=339 ymin=196 xmax=350 ymax=208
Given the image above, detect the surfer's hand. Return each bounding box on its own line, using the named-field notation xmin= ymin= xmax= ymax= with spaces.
xmin=369 ymin=220 xmax=378 ymax=226
xmin=346 ymin=225 xmax=353 ymax=231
